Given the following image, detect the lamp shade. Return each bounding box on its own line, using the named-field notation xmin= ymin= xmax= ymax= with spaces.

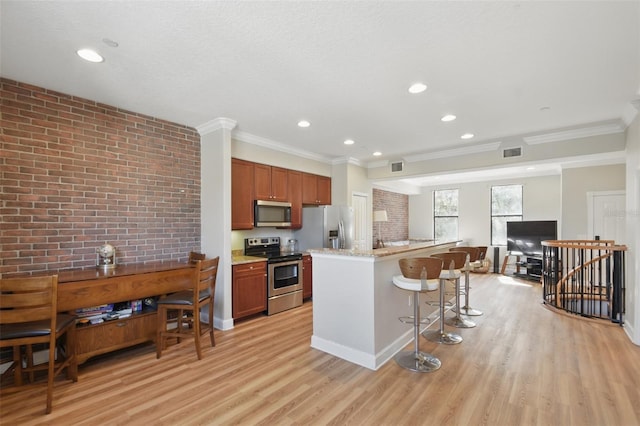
xmin=373 ymin=210 xmax=388 ymax=222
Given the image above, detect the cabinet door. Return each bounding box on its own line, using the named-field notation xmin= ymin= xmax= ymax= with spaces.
xmin=270 ymin=166 xmax=288 ymax=201
xmin=254 ymin=163 xmax=272 ymax=200
xmin=316 ymin=175 xmax=331 ymax=205
xmin=232 ymin=262 xmax=267 ymax=319
xmin=288 ymin=170 xmax=302 ymax=229
xmin=302 ymin=255 xmax=312 ymax=299
xmin=232 ymin=158 xmax=255 ymax=230
xmin=75 ymin=312 xmax=156 ymax=363
xmin=302 ymin=173 xmax=318 ymax=205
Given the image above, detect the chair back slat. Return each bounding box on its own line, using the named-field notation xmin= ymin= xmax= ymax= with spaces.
xmin=449 ymin=246 xmax=480 ymax=262
xmin=189 ymin=251 xmax=206 ymax=263
xmin=432 ymin=252 xmax=467 ymax=269
xmin=0 ymin=275 xmax=58 ymax=327
xmin=399 ymin=257 xmax=443 ymax=280
xmin=194 ymin=257 xmax=220 ymax=297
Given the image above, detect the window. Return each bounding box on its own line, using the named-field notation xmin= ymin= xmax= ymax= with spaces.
xmin=491 ymin=185 xmax=523 ymax=246
xmin=434 ymin=189 xmax=458 ymax=241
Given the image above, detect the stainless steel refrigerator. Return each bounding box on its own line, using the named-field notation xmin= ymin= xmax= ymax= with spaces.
xmin=295 ymin=205 xmax=354 ymax=251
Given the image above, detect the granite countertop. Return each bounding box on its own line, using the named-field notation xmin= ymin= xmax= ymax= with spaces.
xmin=307 ymin=240 xmax=459 ymax=258
xmin=231 ymin=253 xmax=266 ymax=265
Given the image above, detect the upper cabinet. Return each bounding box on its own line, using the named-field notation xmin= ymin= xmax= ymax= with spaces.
xmin=288 ymin=170 xmax=303 ymax=229
xmin=232 ymin=158 xmax=255 ymax=230
xmin=302 ymin=173 xmax=331 ymax=206
xmin=254 ymin=164 xmax=288 ymax=201
xmin=231 ymin=159 xmax=331 ymax=230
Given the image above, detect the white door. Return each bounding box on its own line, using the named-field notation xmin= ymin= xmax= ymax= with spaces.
xmin=351 ymin=193 xmax=368 ymax=250
xmin=588 ymin=191 xmax=626 ymax=244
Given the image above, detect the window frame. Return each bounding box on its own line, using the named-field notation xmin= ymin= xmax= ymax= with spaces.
xmin=433 ymin=188 xmax=459 ymax=242
xmin=490 ymin=184 xmax=523 ymax=246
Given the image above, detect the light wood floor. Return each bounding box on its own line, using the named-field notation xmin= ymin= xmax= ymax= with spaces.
xmin=2 ymin=273 xmax=640 ymax=425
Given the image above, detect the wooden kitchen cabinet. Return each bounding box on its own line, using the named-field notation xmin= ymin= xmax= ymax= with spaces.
xmin=232 ymin=261 xmax=267 ymax=319
xmin=302 ymin=255 xmax=312 ymax=299
xmin=254 ymin=164 xmax=288 ymax=201
xmin=302 ymin=172 xmax=331 ymax=205
xmin=288 ymin=170 xmax=302 ymax=229
xmin=232 ymin=158 xmax=255 ymax=230
xmin=75 ymin=311 xmax=156 ymax=364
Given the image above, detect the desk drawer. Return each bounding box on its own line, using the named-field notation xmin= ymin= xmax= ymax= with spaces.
xmin=76 ymin=312 xmax=156 ymax=363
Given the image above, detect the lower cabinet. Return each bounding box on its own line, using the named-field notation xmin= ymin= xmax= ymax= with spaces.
xmin=75 ymin=311 xmax=157 ymax=364
xmin=232 ymin=261 xmax=267 ymax=319
xmin=303 ymin=255 xmax=312 ymax=299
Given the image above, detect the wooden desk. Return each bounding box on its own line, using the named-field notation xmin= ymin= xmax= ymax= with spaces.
xmin=58 ymin=261 xmax=194 ymax=311
xmin=57 ymin=261 xmax=195 ymax=363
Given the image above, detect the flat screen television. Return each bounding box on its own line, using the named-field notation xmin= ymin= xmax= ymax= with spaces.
xmin=507 ymin=220 xmax=557 ymax=257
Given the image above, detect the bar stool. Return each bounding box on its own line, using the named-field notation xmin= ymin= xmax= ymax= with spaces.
xmin=449 ymin=247 xmax=483 ymax=316
xmin=392 ymin=257 xmax=443 ymax=372
xmin=422 ymin=253 xmax=469 ymax=345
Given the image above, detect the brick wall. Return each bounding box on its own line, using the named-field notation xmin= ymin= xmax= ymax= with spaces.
xmin=1 ymin=78 xmax=201 ymax=276
xmin=372 ymin=188 xmax=408 ymax=245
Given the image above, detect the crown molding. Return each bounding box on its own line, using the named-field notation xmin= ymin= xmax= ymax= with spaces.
xmin=196 ymin=117 xmax=237 ymax=135
xmin=366 ymin=159 xmax=390 ymax=169
xmin=523 ymin=122 xmax=625 ymax=145
xmin=233 ymin=130 xmax=332 ymax=163
xmin=331 ymin=157 xmax=363 ymax=167
xmin=401 ymin=141 xmax=502 ymax=163
xmin=622 ymin=100 xmax=640 ymax=126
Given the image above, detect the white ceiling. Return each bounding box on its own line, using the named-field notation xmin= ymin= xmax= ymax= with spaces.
xmin=2 ymin=1 xmax=639 ymax=186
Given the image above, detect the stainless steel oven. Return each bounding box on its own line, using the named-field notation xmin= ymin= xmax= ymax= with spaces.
xmin=267 ymin=256 xmax=303 ymax=315
xmin=244 ymin=237 xmax=304 ymax=315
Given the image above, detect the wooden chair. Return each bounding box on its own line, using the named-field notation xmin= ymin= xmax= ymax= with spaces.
xmin=0 ymin=275 xmax=78 ymax=414
xmin=392 ymin=257 xmax=444 ymax=372
xmin=189 ymin=251 xmax=206 ymax=263
xmin=156 ymin=257 xmax=219 ymax=360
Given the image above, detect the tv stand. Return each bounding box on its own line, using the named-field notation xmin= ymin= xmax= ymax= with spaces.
xmin=501 ymin=254 xmax=542 ymax=282
xmin=514 ymin=255 xmax=542 ymax=281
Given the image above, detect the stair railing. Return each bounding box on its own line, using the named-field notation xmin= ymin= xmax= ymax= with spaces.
xmin=542 ymin=240 xmax=627 ymax=325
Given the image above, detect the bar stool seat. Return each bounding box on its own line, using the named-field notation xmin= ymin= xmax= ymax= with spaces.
xmin=392 ymin=257 xmax=443 ymax=372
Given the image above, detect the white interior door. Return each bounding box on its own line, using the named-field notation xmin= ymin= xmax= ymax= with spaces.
xmin=588 ymin=191 xmax=626 ymax=244
xmin=351 ymin=193 xmax=368 ymax=250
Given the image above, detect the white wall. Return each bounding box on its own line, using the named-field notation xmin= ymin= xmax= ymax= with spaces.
xmin=624 ymin=108 xmax=639 ymax=345
xmin=409 ymin=174 xmax=562 ymax=252
xmin=561 ymin=164 xmax=626 ymax=239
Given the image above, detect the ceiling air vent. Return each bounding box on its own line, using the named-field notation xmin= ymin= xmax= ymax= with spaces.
xmin=502 ymin=147 xmax=522 ymax=158
xmin=391 ymin=161 xmax=404 ymax=172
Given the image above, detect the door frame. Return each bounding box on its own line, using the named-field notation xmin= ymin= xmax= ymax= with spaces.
xmin=587 ymin=190 xmax=625 ymax=240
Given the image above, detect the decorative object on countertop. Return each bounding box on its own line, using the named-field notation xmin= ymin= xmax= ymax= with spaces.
xmin=373 ymin=210 xmax=388 ymax=249
xmin=96 ymin=242 xmax=116 ymax=269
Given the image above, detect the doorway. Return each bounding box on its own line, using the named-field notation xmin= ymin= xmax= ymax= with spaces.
xmin=587 ymin=190 xmax=626 ymax=244
xmin=351 ymin=193 xmax=368 ymax=250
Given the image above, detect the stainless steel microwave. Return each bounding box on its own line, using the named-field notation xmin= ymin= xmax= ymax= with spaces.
xmin=254 ymin=200 xmax=292 ymax=227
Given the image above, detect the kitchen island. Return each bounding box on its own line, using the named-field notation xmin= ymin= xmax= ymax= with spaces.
xmin=308 ymin=240 xmax=458 ymax=370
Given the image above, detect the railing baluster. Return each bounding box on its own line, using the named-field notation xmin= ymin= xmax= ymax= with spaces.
xmin=541 ymin=239 xmax=626 ymax=325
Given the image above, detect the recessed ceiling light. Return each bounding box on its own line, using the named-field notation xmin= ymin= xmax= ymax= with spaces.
xmin=77 ymin=48 xmax=104 ymax=63
xmin=441 ymin=114 xmax=457 ymax=122
xmin=461 ymin=133 xmax=474 ymax=140
xmin=344 ymin=139 xmax=354 ymax=145
xmin=297 ymin=120 xmax=310 ymax=128
xmin=373 ymin=151 xmax=382 ymax=156
xmin=408 ymin=83 xmax=427 ymax=94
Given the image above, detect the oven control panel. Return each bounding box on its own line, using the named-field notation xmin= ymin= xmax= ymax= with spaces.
xmin=246 ymin=237 xmax=280 ymax=247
